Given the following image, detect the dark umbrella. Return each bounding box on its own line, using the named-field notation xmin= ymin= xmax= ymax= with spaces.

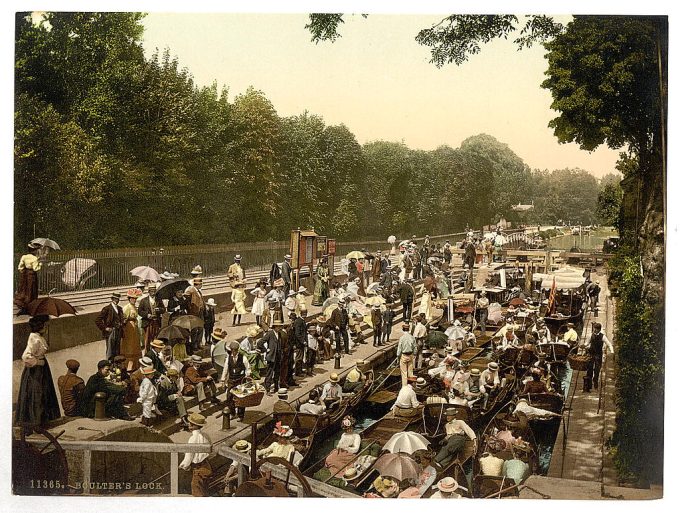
xmin=155 ymin=279 xmax=190 ymax=300
xmin=157 ymin=324 xmax=190 ymax=342
xmin=172 ymin=315 xmax=204 ymax=330
xmin=25 ymin=297 xmax=76 ymax=317
xmin=30 ymin=237 xmax=61 ymax=251
xmin=373 ymin=452 xmax=422 ymax=482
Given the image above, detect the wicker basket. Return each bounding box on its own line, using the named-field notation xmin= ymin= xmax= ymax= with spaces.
xmin=567 ymin=349 xmax=592 ymax=371
xmin=231 ymin=378 xmax=265 ymax=408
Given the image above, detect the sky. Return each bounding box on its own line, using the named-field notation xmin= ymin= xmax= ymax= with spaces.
xmin=140 ymin=11 xmax=622 ymax=178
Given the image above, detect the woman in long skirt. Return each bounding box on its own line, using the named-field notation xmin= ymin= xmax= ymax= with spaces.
xmin=15 ymin=315 xmax=61 ymax=433
xmin=250 ymin=279 xmax=267 ymax=327
xmin=312 ymin=260 xmax=329 ymax=306
xmin=121 ymin=289 xmax=143 ymax=370
xmin=14 ymin=243 xmax=43 ymax=313
xmin=231 ymin=281 xmax=247 ymax=326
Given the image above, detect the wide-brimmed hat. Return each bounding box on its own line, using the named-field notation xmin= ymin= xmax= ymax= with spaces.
xmin=298 ymin=286 xmax=307 ymax=293
xmin=188 ymin=412 xmax=206 ymax=426
xmin=167 ymin=368 xmax=179 ymax=377
xmin=287 ymin=290 xmax=296 ymax=296
xmin=212 ymin=327 xmax=228 ymax=340
xmin=206 ymin=298 xmax=217 ymax=307
xmin=233 ymin=440 xmax=251 ymax=452
xmin=416 ymin=377 xmax=427 ymax=388
xmin=316 ymin=315 xmax=327 ymax=323
xmin=437 ymin=477 xmax=459 ymax=493
xmin=329 ymin=373 xmax=340 ymax=383
xmin=246 ymin=325 xmax=262 ymax=338
xmin=126 ymin=288 xmax=142 ymax=298
xmin=138 ymin=356 xmax=153 ymax=367
xmin=488 ymin=362 xmax=499 ymax=371
xmin=191 ymin=265 xmax=203 ymax=275
xmin=343 ymin=467 xmax=360 ymax=481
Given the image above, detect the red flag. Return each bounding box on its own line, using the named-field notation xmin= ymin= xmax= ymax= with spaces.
xmin=547 ymin=276 xmax=557 ymax=315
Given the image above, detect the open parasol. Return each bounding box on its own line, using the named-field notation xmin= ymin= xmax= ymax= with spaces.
xmin=211 ymin=339 xmax=230 ymax=374
xmin=155 ymin=278 xmax=190 ymax=300
xmin=30 ymin=237 xmax=61 ymax=251
xmin=382 ymin=431 xmax=430 ymax=455
xmin=130 ymin=266 xmax=161 ymax=282
xmin=364 ymin=295 xmax=386 ymax=307
xmin=373 ymin=452 xmax=422 ymax=481
xmin=25 ymin=297 xmax=76 ymax=317
xmin=172 ymin=315 xmax=204 ymax=330
xmin=346 ymin=250 xmax=365 ymax=260
xmin=322 ymin=297 xmax=340 ymax=311
xmin=157 ymin=324 xmax=190 ymax=342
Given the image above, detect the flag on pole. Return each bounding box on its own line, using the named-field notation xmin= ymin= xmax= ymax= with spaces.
xmin=547 ymin=276 xmax=557 ymax=315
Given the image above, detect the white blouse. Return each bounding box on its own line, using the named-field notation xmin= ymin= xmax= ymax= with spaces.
xmin=22 ymin=332 xmax=48 ymax=367
xmin=337 ymin=432 xmax=361 ymax=454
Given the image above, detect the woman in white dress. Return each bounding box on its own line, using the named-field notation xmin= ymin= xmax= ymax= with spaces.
xmin=250 ymin=279 xmax=267 ymax=327
xmin=418 ymin=289 xmax=434 ymax=323
xmin=325 ymin=415 xmax=361 ymax=475
xmin=231 ymin=281 xmax=247 ymax=326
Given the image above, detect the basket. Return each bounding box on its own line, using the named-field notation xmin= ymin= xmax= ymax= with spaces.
xmin=567 ymin=349 xmax=592 ymax=371
xmin=231 ymin=378 xmax=265 ymax=408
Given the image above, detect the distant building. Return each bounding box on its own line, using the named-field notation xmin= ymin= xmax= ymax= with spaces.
xmin=511 ymin=201 xmax=534 ymax=212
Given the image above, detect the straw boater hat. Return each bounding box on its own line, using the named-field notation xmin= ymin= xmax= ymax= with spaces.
xmin=150 ymin=339 xmax=166 ymax=350
xmin=277 ymin=388 xmax=288 ymax=398
xmin=329 ymin=373 xmax=340 ymax=383
xmin=188 ymin=412 xmax=206 ymax=427
xmin=416 ymin=377 xmax=427 ymax=388
xmin=138 ymin=356 xmax=153 ymax=368
xmin=437 ymin=477 xmax=459 ymax=493
xmin=233 ymin=440 xmax=251 ymax=453
xmin=234 ymin=254 xmax=242 ymax=261
xmin=288 ymin=290 xmax=296 ymax=296
xmin=488 ymin=362 xmax=499 ymax=371
xmin=212 ymin=327 xmax=228 ymax=340
xmin=284 ymin=254 xmax=292 ymax=260
xmin=246 ymin=325 xmax=262 ymax=338
xmin=191 ymin=355 xmax=203 ymax=364
xmin=206 ymin=298 xmax=217 ymax=307
xmin=470 ymin=368 xmax=481 ymax=377
xmin=191 ymin=265 xmax=203 ymax=275
xmin=343 ymin=467 xmax=360 ymax=481
xmin=148 ymin=282 xmax=157 ymax=290
xmin=298 ymin=286 xmax=307 ymax=293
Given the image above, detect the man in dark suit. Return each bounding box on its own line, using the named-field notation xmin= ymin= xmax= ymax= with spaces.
xmin=289 ymin=312 xmax=307 ymax=377
xmin=81 ymin=360 xmax=131 ymax=420
xmin=138 ymin=283 xmax=165 ymax=353
xmin=145 ymin=339 xmax=167 ymax=374
xmin=167 ymin=289 xmax=188 ymax=322
xmin=262 ymin=320 xmax=284 ymax=393
xmin=398 ymin=280 xmax=415 ymax=322
xmin=329 ymin=298 xmax=350 ymax=355
xmin=95 ymin=292 xmax=124 ymax=361
xmin=281 ymin=254 xmax=293 ymax=298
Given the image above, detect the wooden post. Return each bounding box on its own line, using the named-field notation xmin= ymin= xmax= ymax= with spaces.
xmin=83 ymin=449 xmax=92 ymax=495
xmin=170 ymin=452 xmax=178 ymax=495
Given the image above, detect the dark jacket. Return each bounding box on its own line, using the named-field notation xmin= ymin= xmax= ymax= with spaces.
xmin=138 ymin=295 xmax=165 ymax=329
xmin=81 ymin=372 xmax=127 ymax=418
xmin=291 ymin=316 xmax=307 ymax=347
xmin=167 ymin=295 xmax=188 ymax=320
xmin=329 ymin=307 xmax=349 ymax=330
xmin=145 ymin=348 xmax=167 ymax=374
xmin=398 ymin=283 xmax=415 ymax=304
xmin=261 ymin=329 xmax=282 ymax=365
xmin=95 ymin=303 xmax=123 ymax=337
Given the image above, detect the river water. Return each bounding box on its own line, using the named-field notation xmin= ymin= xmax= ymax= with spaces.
xmin=546 ymin=228 xmax=618 ymax=251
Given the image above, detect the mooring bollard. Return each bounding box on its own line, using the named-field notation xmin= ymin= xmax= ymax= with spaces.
xmin=221 ymin=407 xmax=232 ymax=431
xmin=94 ymin=392 xmax=107 ymax=420
xmin=334 ymin=352 xmax=341 ymax=369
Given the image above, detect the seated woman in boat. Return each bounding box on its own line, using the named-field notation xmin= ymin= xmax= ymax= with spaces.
xmin=325 ymin=415 xmax=361 ymax=476
xmin=522 ymin=369 xmax=549 ymax=395
xmin=438 ymin=356 xmax=459 ymax=388
xmin=256 ymin=422 xmax=297 ymax=462
xmin=434 ymin=409 xmax=477 ymax=468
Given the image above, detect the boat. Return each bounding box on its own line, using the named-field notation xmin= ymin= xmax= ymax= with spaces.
xmin=471 ymin=402 xmax=539 ymax=498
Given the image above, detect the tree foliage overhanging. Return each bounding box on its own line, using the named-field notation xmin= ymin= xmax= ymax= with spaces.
xmin=14 ymin=12 xmax=615 ymax=253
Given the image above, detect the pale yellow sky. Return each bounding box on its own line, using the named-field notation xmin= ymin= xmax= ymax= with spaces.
xmin=141 ymin=12 xmax=622 ymax=178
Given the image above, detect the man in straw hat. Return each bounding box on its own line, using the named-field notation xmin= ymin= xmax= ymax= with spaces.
xmin=203 ymin=298 xmax=217 ymax=345
xmin=184 ymin=277 xmax=205 ymax=353
xmin=397 ymin=322 xmax=417 ymax=387
xmin=227 ymin=254 xmax=245 ymax=287
xmin=562 ymin=321 xmax=579 ymax=345
xmin=156 ymin=367 xmax=188 ymax=427
xmin=57 ymin=359 xmax=85 ymax=417
xmin=219 ymin=340 xmax=251 ymax=421
xmin=138 ymin=282 xmax=165 ymax=353
xmin=262 ymin=319 xmax=284 ymax=393
xmin=95 ymin=291 xmax=124 ymax=361
xmin=145 ymin=339 xmax=167 ymax=375
xmin=224 ymin=439 xmax=252 ymax=495
xmin=434 ymin=408 xmax=476 ymax=467
xmin=179 ymin=412 xmax=213 ymax=496
xmin=321 ymin=373 xmax=343 ymax=409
